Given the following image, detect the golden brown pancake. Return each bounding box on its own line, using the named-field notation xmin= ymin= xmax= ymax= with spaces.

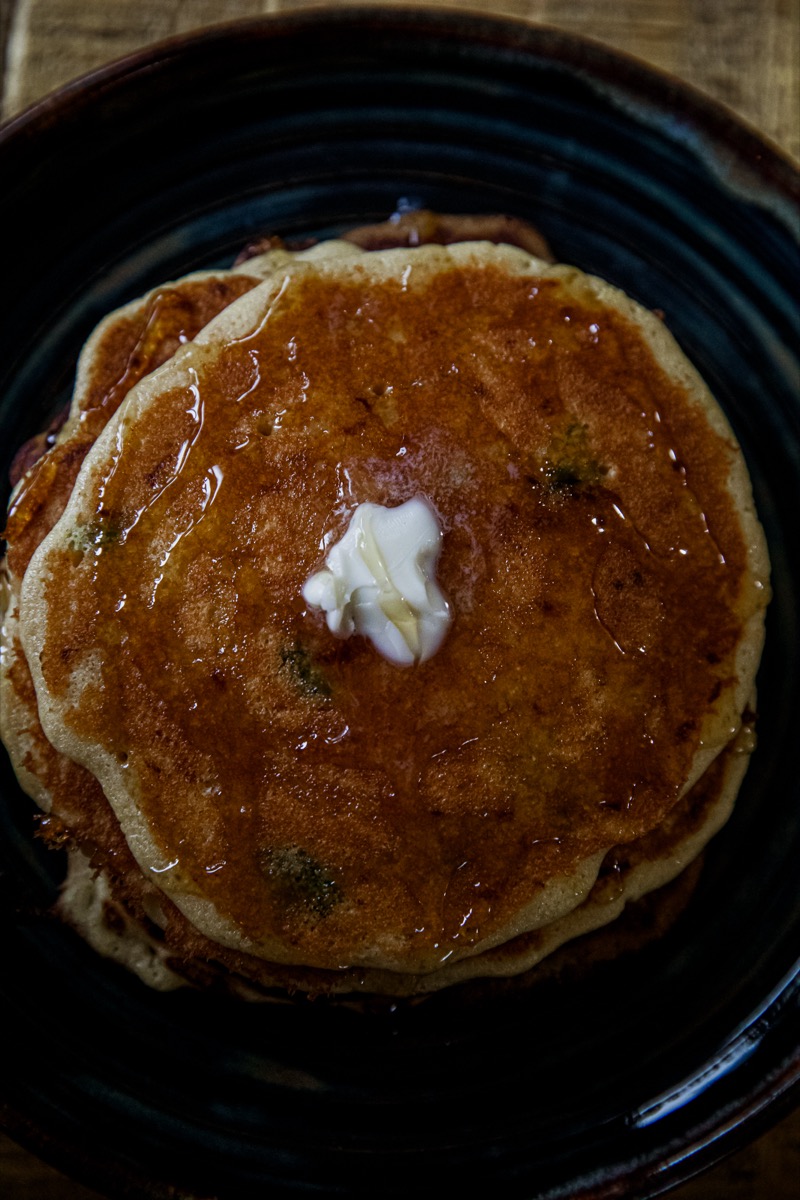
xmin=54 ymin=717 xmax=754 ymax=997
xmin=18 ymin=241 xmax=769 ymax=983
xmin=2 ymin=220 xmax=577 ymax=1002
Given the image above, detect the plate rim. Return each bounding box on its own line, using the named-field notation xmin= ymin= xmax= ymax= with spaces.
xmin=1 ymin=5 xmax=798 ymax=193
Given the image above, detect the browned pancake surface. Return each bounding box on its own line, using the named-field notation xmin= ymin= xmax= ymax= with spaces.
xmin=2 ymin=274 xmax=261 ymax=834
xmin=5 ymin=275 xmax=258 ymax=581
xmin=53 ymin=726 xmax=749 ymax=998
xmin=30 ymin=257 xmax=755 ymax=972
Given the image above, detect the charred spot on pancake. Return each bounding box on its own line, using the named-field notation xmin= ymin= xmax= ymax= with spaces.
xmin=279 ymin=643 xmax=332 ymax=700
xmin=542 ymin=421 xmax=607 ymax=491
xmin=259 ymin=845 xmax=342 ymax=919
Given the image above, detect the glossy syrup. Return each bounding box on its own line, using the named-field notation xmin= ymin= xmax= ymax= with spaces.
xmin=6 ymin=275 xmax=257 ymax=581
xmin=37 ymin=262 xmax=757 ymax=971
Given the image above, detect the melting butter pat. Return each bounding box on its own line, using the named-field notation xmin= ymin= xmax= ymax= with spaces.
xmin=303 ymin=497 xmax=451 ymax=665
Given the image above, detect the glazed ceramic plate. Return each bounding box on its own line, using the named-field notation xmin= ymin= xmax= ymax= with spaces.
xmin=1 ymin=10 xmax=798 ymax=1198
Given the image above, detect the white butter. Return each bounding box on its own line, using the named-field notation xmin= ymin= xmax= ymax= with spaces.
xmin=303 ymin=497 xmax=450 ymax=665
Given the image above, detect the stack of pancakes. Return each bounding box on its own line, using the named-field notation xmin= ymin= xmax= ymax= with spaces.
xmin=0 ymin=217 xmax=770 ymax=997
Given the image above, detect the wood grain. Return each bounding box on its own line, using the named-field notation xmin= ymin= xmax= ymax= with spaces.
xmin=0 ymin=0 xmax=797 ymax=1196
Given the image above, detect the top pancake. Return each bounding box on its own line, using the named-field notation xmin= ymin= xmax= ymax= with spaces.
xmin=19 ymin=241 xmax=769 ymax=975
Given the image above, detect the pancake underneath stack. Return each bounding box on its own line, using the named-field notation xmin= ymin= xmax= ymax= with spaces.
xmin=0 ymin=227 xmax=770 ymax=997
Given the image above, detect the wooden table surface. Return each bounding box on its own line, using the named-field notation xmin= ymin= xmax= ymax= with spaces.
xmin=0 ymin=0 xmax=797 ymax=1196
